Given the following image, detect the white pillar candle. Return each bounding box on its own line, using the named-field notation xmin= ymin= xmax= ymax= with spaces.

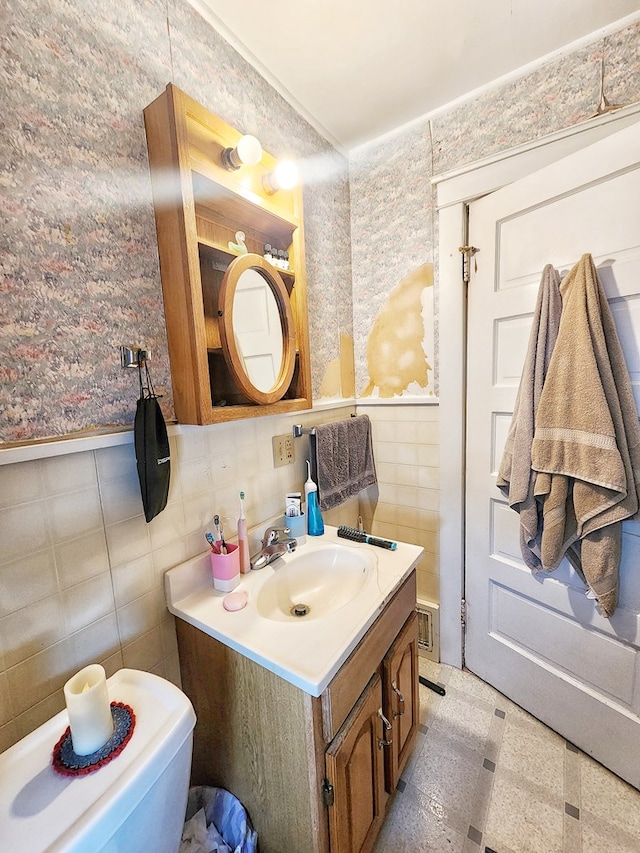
xmin=63 ymin=664 xmax=114 ymax=756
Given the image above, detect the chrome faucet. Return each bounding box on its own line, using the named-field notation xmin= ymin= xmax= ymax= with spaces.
xmin=250 ymin=525 xmax=297 ymax=570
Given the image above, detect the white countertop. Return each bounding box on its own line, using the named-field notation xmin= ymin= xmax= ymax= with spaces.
xmin=164 ymin=526 xmax=423 ymax=697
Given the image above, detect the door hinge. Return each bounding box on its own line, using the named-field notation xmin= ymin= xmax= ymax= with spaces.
xmin=458 ymin=245 xmax=479 ymax=282
xmin=461 ymin=598 xmax=467 ymax=628
xmin=322 ymin=778 xmax=334 ymax=808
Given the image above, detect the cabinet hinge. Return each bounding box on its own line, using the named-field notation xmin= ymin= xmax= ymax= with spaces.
xmin=461 ymin=598 xmax=467 ymax=628
xmin=322 ymin=778 xmax=335 ymax=808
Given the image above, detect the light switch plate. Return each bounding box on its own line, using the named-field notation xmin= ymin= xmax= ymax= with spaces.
xmin=272 ymin=433 xmax=295 ymax=467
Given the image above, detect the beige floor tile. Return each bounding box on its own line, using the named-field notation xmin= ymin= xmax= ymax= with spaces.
xmin=466 ymin=764 xmax=497 ymax=837
xmin=580 ymin=753 xmax=640 ymax=841
xmin=564 ymin=809 xmax=582 ymax=853
xmin=483 ymin=707 xmax=506 ymax=765
xmin=484 ymin=773 xmax=564 ymax=853
xmin=418 ymin=657 xmax=450 ymax=685
xmin=410 ymin=732 xmax=483 ymax=820
xmin=564 ymin=742 xmax=581 ymax=813
xmin=581 ymin=810 xmax=640 ymax=853
xmin=403 ymin=780 xmax=470 ymax=838
xmin=373 ymin=785 xmax=466 ymax=853
xmin=498 ymin=715 xmax=565 ymax=799
xmin=447 ymin=666 xmax=504 ymax=707
xmin=419 ymin=682 xmax=443 ymax=724
xmin=399 ymin=728 xmax=428 ymax=784
xmin=375 ymin=664 xmax=640 ymax=853
xmin=498 ymin=693 xmax=546 ymax=728
xmin=428 ymin=688 xmax=494 ymax=756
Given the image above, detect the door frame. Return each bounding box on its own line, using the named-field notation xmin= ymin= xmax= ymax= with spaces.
xmin=435 ymin=104 xmax=640 ymax=668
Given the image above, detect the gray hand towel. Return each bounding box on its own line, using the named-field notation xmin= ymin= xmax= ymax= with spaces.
xmin=314 ymin=415 xmax=377 ymax=511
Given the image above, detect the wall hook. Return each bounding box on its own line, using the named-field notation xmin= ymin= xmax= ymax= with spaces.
xmin=120 ymin=346 xmax=151 ymax=368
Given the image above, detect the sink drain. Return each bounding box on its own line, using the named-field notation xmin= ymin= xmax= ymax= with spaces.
xmin=290 ymin=603 xmax=310 ymax=617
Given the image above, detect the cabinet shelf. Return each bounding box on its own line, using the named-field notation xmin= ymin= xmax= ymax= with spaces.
xmin=197 ymin=237 xmax=295 ymax=284
xmin=192 ymin=169 xmax=299 ymax=237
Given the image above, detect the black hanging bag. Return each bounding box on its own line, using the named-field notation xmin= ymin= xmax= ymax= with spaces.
xmin=134 ymin=360 xmax=170 ymax=523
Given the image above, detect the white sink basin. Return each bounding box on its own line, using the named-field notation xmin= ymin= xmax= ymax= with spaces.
xmin=164 ymin=526 xmax=424 ymax=696
xmin=255 ymin=543 xmax=376 ymax=622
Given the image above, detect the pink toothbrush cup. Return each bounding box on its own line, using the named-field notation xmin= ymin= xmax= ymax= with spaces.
xmin=210 ymin=543 xmax=240 ymax=592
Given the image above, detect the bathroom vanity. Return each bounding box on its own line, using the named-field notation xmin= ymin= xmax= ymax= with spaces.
xmin=165 ymin=530 xmax=423 ymax=853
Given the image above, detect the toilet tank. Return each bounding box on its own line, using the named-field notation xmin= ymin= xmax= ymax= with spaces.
xmin=0 ymin=668 xmax=196 ymax=853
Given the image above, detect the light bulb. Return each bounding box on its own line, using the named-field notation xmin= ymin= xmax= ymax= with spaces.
xmin=274 ymin=160 xmax=298 ymax=190
xmin=263 ymin=159 xmax=299 ymax=194
xmin=235 ymin=135 xmax=262 ymax=166
xmin=222 ymin=134 xmax=262 ymax=170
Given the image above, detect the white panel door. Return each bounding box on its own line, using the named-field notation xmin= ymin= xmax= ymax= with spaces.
xmin=465 ymin=121 xmax=640 ymax=789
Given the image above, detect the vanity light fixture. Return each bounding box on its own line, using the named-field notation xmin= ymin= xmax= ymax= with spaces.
xmin=221 ymin=134 xmax=263 ymax=171
xmin=263 ymin=159 xmax=298 ymax=194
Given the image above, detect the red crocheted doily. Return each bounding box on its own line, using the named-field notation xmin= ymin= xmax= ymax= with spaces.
xmin=52 ymin=702 xmax=135 ymax=777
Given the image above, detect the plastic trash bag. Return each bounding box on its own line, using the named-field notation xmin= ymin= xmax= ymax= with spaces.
xmin=180 ymin=786 xmax=258 ymax=853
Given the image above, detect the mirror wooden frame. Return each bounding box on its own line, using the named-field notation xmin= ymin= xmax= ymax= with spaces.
xmin=218 ymin=254 xmax=296 ymax=405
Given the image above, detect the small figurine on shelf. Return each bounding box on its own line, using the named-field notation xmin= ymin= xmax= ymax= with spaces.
xmin=228 ymin=231 xmax=248 ymax=254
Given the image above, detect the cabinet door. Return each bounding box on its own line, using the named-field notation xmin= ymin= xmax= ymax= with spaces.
xmin=383 ymin=610 xmax=419 ymax=791
xmin=325 ymin=673 xmax=389 ymax=853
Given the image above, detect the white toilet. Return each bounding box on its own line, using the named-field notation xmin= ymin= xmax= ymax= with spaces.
xmin=0 ymin=668 xmax=196 ymax=853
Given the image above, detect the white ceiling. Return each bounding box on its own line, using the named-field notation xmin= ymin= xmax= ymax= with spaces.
xmin=193 ymin=1 xmax=640 ymax=150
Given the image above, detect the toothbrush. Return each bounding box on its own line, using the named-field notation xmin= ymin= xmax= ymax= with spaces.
xmin=205 ymin=531 xmax=219 ymax=553
xmin=238 ymin=491 xmax=250 ymax=573
xmin=213 ymin=514 xmax=227 ymax=554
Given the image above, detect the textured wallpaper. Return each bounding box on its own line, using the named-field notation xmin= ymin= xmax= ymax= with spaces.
xmin=349 ymin=17 xmax=640 ymax=400
xmin=431 ymin=23 xmax=640 ymax=174
xmin=349 ymin=118 xmax=434 ymax=397
xmin=0 ymin=0 xmax=351 ymax=443
xmin=1 ymin=0 xmax=173 ymax=441
xmin=2 ymin=3 xmax=640 ymax=441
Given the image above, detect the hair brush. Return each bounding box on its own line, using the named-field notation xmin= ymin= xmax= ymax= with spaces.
xmin=337 ymin=525 xmax=397 ymax=550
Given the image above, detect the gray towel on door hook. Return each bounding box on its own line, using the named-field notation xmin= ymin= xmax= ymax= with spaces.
xmin=496 ymin=264 xmax=562 ymax=571
xmin=314 ymin=415 xmax=377 ymax=511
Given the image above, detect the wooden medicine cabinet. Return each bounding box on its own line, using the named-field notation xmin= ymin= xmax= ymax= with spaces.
xmin=143 ymin=84 xmax=312 ymax=424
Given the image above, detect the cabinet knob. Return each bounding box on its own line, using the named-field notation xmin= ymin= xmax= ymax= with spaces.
xmin=391 ymin=681 xmax=405 ymax=718
xmin=377 ymin=708 xmax=393 ymax=748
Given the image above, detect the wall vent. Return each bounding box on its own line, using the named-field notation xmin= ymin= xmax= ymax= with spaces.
xmin=416 ymin=599 xmax=440 ymax=662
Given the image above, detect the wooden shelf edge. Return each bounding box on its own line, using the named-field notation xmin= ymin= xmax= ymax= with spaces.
xmin=191 ymin=165 xmax=300 ymax=231
xmin=198 ymin=239 xmax=296 ymax=278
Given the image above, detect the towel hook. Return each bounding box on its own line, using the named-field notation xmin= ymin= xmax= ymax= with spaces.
xmin=120 ymin=346 xmax=150 ymax=368
xmin=292 ymin=425 xmax=315 ymax=437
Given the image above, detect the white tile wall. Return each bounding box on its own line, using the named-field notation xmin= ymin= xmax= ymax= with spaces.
xmin=358 ymin=403 xmax=440 ymax=604
xmin=0 ymin=405 xmax=367 ymax=748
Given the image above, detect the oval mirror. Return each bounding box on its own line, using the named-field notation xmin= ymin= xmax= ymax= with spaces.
xmin=218 ymin=254 xmax=296 ymax=405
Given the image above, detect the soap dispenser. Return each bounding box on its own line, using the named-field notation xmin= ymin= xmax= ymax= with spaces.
xmin=304 ymin=460 xmax=324 ymax=536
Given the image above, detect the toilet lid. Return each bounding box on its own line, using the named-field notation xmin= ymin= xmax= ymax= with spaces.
xmin=0 ymin=669 xmax=195 ymax=853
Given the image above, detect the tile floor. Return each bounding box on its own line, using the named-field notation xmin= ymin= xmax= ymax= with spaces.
xmin=373 ymin=659 xmax=640 ymax=853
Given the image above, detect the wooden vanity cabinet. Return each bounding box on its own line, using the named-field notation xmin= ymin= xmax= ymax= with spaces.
xmin=383 ymin=610 xmax=420 ymax=791
xmin=325 ymin=673 xmax=387 ymax=853
xmin=174 ymin=571 xmax=419 ymax=853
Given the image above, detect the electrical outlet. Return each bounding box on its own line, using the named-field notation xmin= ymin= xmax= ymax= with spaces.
xmin=272 ymin=433 xmax=295 ymax=468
